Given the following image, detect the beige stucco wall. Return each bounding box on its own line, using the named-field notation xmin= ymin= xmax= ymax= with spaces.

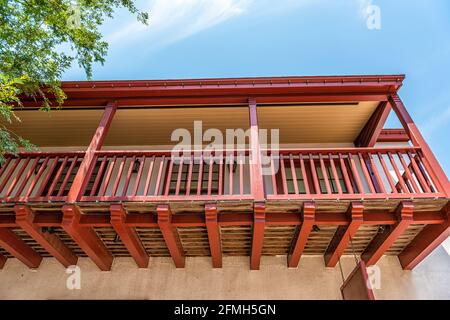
xmin=1 ymin=245 xmax=449 ymax=300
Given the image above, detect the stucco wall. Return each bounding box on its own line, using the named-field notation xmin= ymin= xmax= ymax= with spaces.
xmin=1 ymin=246 xmax=449 ymax=300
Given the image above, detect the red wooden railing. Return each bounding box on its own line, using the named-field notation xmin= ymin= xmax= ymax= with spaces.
xmin=264 ymin=147 xmax=446 ymax=200
xmin=78 ymin=150 xmax=252 ymax=202
xmin=0 ymin=152 xmax=84 ymax=202
xmin=0 ymin=146 xmax=446 ymax=203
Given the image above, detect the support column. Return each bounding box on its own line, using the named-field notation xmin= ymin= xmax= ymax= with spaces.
xmin=324 ymin=202 xmax=364 ymax=267
xmin=67 ymin=101 xmax=117 ymax=202
xmin=205 ymin=204 xmax=222 ymax=268
xmin=61 ymin=205 xmax=113 ymax=271
xmin=399 ymin=202 xmax=450 ymax=270
xmin=288 ymin=202 xmax=316 ymax=268
xmin=362 ymin=201 xmax=414 ymax=266
xmin=157 ymin=205 xmax=185 ymax=268
xmin=0 ymin=252 xmax=7 ymax=269
xmin=355 ymin=101 xmax=391 ymax=147
xmin=248 ymin=98 xmax=265 ymax=201
xmin=389 ymin=94 xmax=450 ymax=196
xmin=250 ymin=202 xmax=265 ymax=270
xmin=110 ymin=204 xmax=149 ymax=268
xmin=0 ymin=228 xmax=42 ymax=268
xmin=15 ymin=205 xmax=78 ymax=267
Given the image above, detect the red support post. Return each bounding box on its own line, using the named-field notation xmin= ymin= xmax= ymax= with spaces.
xmin=110 ymin=204 xmax=149 ymax=268
xmin=15 ymin=205 xmax=78 ymax=267
xmin=0 ymin=252 xmax=6 ymax=269
xmin=248 ymin=98 xmax=265 ymax=201
xmin=362 ymin=201 xmax=414 ymax=266
xmin=61 ymin=205 xmax=113 ymax=271
xmin=355 ymin=101 xmax=391 ymax=147
xmin=324 ymin=202 xmax=364 ymax=267
xmin=399 ymin=202 xmax=450 ymax=270
xmin=205 ymin=204 xmax=222 ymax=268
xmin=250 ymin=202 xmax=265 ymax=270
xmin=389 ymin=94 xmax=450 ymax=196
xmin=67 ymin=101 xmax=117 ymax=202
xmin=0 ymin=228 xmax=42 ymax=268
xmin=157 ymin=204 xmax=185 ymax=268
xmin=288 ymin=202 xmax=316 ymax=268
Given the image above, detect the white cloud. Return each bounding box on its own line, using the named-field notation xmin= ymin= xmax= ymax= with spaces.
xmin=106 ymin=0 xmax=252 ymax=48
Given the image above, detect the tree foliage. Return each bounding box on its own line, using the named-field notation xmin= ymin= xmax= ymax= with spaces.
xmin=0 ymin=0 xmax=148 ymax=162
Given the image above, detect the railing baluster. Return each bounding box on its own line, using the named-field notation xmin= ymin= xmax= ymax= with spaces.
xmin=208 ymin=155 xmax=214 ymax=196
xmin=367 ymin=153 xmax=386 ymax=194
xmin=122 ymin=156 xmax=136 ymax=197
xmin=98 ymin=156 xmax=116 ymax=197
xmin=377 ymin=153 xmax=397 ymax=194
xmin=347 ymin=153 xmax=364 ymax=194
xmin=229 ymin=153 xmax=234 ymax=195
xmin=131 ymin=155 xmax=145 ymax=196
xmin=218 ymin=153 xmax=223 ymax=196
xmin=319 ymin=154 xmax=331 ymax=194
xmin=16 ymin=157 xmax=40 ymax=198
xmin=5 ymin=158 xmax=30 ymax=198
xmin=338 ymin=153 xmax=353 ymax=194
xmin=143 ymin=155 xmax=155 ymax=196
xmin=270 ymin=155 xmax=278 ymax=195
xmin=112 ymin=156 xmax=127 ymax=197
xmin=47 ymin=156 xmax=68 ymax=197
xmin=175 ymin=155 xmax=184 ymax=196
xmin=290 ymin=154 xmax=299 ymax=195
xmin=309 ymin=153 xmax=321 ymax=194
xmin=239 ymin=153 xmax=244 ymax=196
xmin=154 ymin=155 xmax=165 ymax=196
xmin=164 ymin=156 xmax=174 ymax=196
xmin=407 ymin=152 xmax=430 ymax=193
xmin=299 ymin=154 xmax=310 ymax=194
xmin=25 ymin=157 xmax=50 ymax=198
xmin=35 ymin=156 xmax=59 ymax=197
xmin=415 ymin=151 xmax=440 ymax=193
xmin=397 ymin=152 xmax=420 ymax=194
xmin=387 ymin=152 xmax=408 ymax=193
xmin=197 ymin=154 xmax=204 ymax=196
xmin=0 ymin=158 xmax=20 ymax=193
xmin=280 ymin=154 xmax=288 ymax=194
xmin=328 ymin=153 xmax=342 ymax=195
xmin=90 ymin=156 xmax=106 ymax=197
xmin=186 ymin=155 xmax=193 ymax=196
xmin=0 ymin=158 xmax=12 ymax=179
xmin=358 ymin=153 xmax=375 ymax=194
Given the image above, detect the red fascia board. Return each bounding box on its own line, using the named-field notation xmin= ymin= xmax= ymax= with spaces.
xmin=377 ymin=129 xmax=410 ymax=142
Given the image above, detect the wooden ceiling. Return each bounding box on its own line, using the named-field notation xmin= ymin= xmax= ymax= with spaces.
xmin=5 ymin=102 xmax=379 ymax=147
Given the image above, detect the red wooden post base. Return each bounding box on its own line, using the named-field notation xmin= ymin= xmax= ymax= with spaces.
xmin=362 ymin=201 xmax=414 ymax=266
xmin=288 ymin=202 xmax=316 ymax=268
xmin=205 ymin=204 xmax=222 ymax=268
xmin=110 ymin=204 xmax=149 ymax=268
xmin=62 ymin=205 xmax=113 ymax=271
xmin=325 ymin=202 xmax=364 ymax=267
xmin=0 ymin=228 xmax=42 ymax=268
xmin=157 ymin=205 xmax=185 ymax=268
xmin=15 ymin=205 xmax=78 ymax=268
xmin=250 ymin=202 xmax=266 ymax=270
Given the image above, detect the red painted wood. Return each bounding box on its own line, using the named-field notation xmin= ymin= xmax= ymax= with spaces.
xmin=186 ymin=155 xmax=193 ymax=196
xmin=164 ymin=157 xmax=174 ymax=196
xmin=67 ymin=102 xmax=117 ymax=202
xmin=25 ymin=157 xmax=50 ymax=198
xmin=340 ymin=261 xmax=375 ymax=300
xmin=175 ymin=156 xmax=184 ymax=196
xmin=0 ymin=252 xmax=6 ymax=269
xmin=47 ymin=156 xmax=68 ymax=196
xmin=399 ymin=203 xmax=450 ymax=270
xmin=143 ymin=155 xmax=155 ymax=196
xmin=228 ymin=154 xmax=233 ymax=195
xmin=328 ymin=153 xmax=342 ymax=194
xmin=61 ymin=205 xmax=113 ymax=271
xmin=377 ymin=153 xmax=397 ymax=194
xmin=35 ymin=156 xmax=60 ymax=197
xmin=397 ymin=152 xmax=420 ymax=193
xmin=57 ymin=156 xmax=79 ymax=197
xmin=377 ymin=129 xmax=409 ymax=142
xmin=205 ymin=204 xmax=222 ymax=268
xmin=355 ymin=101 xmax=391 ymax=147
xmin=0 ymin=227 xmax=42 ymax=268
xmin=324 ymin=202 xmax=364 ymax=267
xmin=280 ymin=155 xmax=288 ymax=194
xmin=248 ymin=98 xmax=265 ymax=201
xmin=90 ymin=156 xmax=107 ymax=196
xmin=98 ymin=156 xmax=115 ymax=196
xmin=250 ymin=202 xmax=265 ymax=270
xmin=319 ymin=154 xmax=331 ymax=194
xmin=367 ymin=153 xmax=386 ymax=194
xmin=132 ymin=156 xmax=145 ymax=196
xmin=347 ymin=153 xmax=364 ymax=194
xmin=15 ymin=205 xmax=77 ymax=267
xmin=122 ymin=156 xmax=136 ymax=197
xmin=218 ymin=154 xmax=224 ymax=196
xmin=362 ymin=202 xmax=414 ymax=266
xmin=0 ymin=158 xmax=19 ymax=192
xmin=387 ymin=152 xmax=408 ymax=193
xmin=197 ymin=154 xmax=204 ymax=196
xmin=289 ymin=154 xmax=299 ymax=195
xmin=358 ymin=153 xmax=376 ymax=194
xmin=309 ymin=155 xmax=320 ymax=194
xmin=157 ymin=205 xmax=185 ymax=268
xmin=288 ymin=202 xmax=316 ymax=268
xmin=154 ymin=155 xmax=165 ymax=196
xmin=14 ymin=157 xmax=40 ymax=199
xmin=5 ymin=158 xmax=30 ymax=198
xmin=299 ymin=154 xmax=310 ymax=195
xmin=339 ymin=154 xmax=353 ymax=194
xmin=110 ymin=204 xmax=149 ymax=268
xmin=112 ymin=156 xmax=126 ymax=196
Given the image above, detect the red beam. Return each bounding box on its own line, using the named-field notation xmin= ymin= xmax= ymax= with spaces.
xmin=248 ymin=98 xmax=265 ymax=201
xmin=377 ymin=129 xmax=409 ymax=142
xmin=15 ymin=205 xmax=77 ymax=267
xmin=157 ymin=205 xmax=185 ymax=268
xmin=205 ymin=204 xmax=222 ymax=268
xmin=250 ymin=202 xmax=266 ymax=270
xmin=399 ymin=203 xmax=450 ymax=270
xmin=61 ymin=205 xmax=113 ymax=271
xmin=389 ymin=94 xmax=450 ymax=196
xmin=288 ymin=202 xmax=316 ymax=268
xmin=324 ymin=202 xmax=364 ymax=267
xmin=362 ymin=201 xmax=414 ymax=266
xmin=355 ymin=101 xmax=392 ymax=147
xmin=66 ymin=102 xmax=117 ymax=202
xmin=0 ymin=228 xmax=42 ymax=268
xmin=0 ymin=252 xmax=6 ymax=269
xmin=110 ymin=204 xmax=149 ymax=268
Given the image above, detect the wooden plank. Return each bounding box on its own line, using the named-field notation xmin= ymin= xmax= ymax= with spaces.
xmin=248 ymin=98 xmax=265 ymax=201
xmin=205 ymin=204 xmax=222 ymax=268
xmin=157 ymin=204 xmax=185 ymax=268
xmin=0 ymin=252 xmax=6 ymax=269
xmin=0 ymin=227 xmax=42 ymax=268
xmin=355 ymin=101 xmax=391 ymax=147
xmin=250 ymin=202 xmax=265 ymax=270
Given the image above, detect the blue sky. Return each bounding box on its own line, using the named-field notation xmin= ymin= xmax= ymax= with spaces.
xmin=64 ymin=0 xmax=450 ymax=174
